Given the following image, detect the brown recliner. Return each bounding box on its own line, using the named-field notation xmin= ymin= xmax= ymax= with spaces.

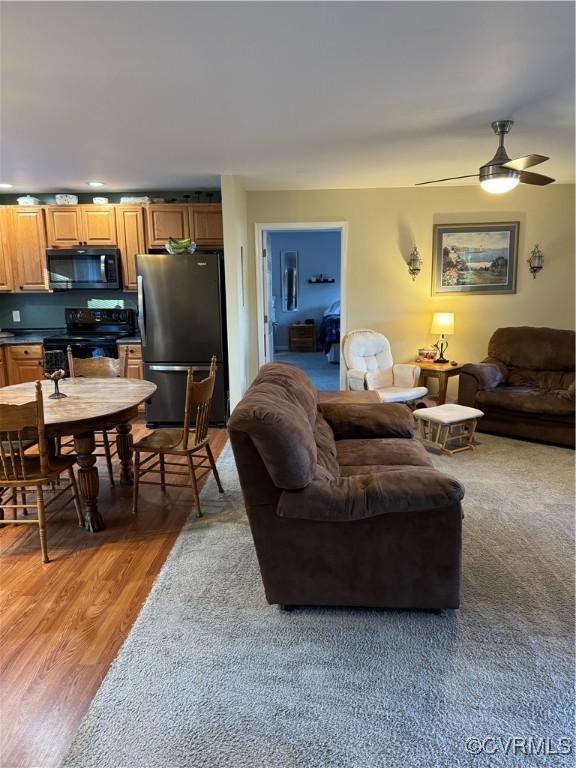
xmin=458 ymin=327 xmax=575 ymax=448
xmin=228 ymin=362 xmax=464 ymax=611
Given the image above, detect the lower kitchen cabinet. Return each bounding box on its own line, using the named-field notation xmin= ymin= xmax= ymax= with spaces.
xmin=120 ymin=344 xmax=143 ymax=379
xmin=0 ymin=348 xmax=7 ymax=387
xmin=6 ymin=344 xmax=45 ymax=385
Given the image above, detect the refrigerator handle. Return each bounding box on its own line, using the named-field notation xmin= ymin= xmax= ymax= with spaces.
xmin=148 ymin=365 xmax=211 ymax=372
xmin=137 ymin=275 xmax=146 ymax=347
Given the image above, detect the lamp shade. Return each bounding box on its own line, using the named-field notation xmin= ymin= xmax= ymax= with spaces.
xmin=430 ymin=312 xmax=455 ymax=335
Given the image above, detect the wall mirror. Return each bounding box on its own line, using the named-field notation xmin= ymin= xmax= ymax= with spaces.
xmin=281 ymin=250 xmax=299 ymax=311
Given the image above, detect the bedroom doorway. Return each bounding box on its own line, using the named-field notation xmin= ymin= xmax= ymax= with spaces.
xmin=255 ymin=222 xmax=347 ymax=390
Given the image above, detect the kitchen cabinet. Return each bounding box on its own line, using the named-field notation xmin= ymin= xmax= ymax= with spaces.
xmin=81 ymin=206 xmax=117 ymax=245
xmin=45 ymin=206 xmax=83 ymax=246
xmin=189 ymin=204 xmax=223 ymax=247
xmin=0 ymin=348 xmax=7 ymax=387
xmin=145 ymin=205 xmax=189 ymax=247
xmin=115 ymin=206 xmax=145 ymax=291
xmin=46 ymin=205 xmax=117 ymax=246
xmin=6 ymin=344 xmax=44 ymax=385
xmin=0 ymin=208 xmax=14 ymax=292
xmin=120 ymin=343 xmax=143 ymax=379
xmin=10 ymin=207 xmax=49 ymax=291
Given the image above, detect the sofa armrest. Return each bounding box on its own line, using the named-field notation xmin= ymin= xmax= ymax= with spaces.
xmin=393 ymin=363 xmax=421 ymax=388
xmin=458 ymin=359 xmax=507 ymax=407
xmin=461 ymin=359 xmax=507 ymax=389
xmin=319 ymin=402 xmax=415 ymax=439
xmin=347 ymin=369 xmax=367 ymax=391
xmin=277 ymin=468 xmax=464 ymax=523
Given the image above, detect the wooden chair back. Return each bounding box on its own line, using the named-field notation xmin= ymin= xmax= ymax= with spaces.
xmin=182 ymin=355 xmax=217 ymax=448
xmin=67 ymin=346 xmax=128 ymax=379
xmin=0 ymin=381 xmax=49 ymax=480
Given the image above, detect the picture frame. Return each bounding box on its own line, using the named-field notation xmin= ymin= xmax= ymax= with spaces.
xmin=432 ymin=222 xmax=519 ymax=295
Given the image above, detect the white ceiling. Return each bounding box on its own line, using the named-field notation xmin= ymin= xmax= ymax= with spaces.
xmin=1 ymin=1 xmax=574 ymax=192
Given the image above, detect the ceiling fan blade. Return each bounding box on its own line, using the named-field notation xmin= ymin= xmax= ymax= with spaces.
xmin=502 ymin=154 xmax=549 ymax=171
xmin=519 ymin=170 xmax=555 ymax=186
xmin=415 ymin=174 xmax=478 ymax=186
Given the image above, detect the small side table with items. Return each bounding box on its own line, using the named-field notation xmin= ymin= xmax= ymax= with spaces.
xmin=288 ymin=323 xmax=316 ymax=352
xmin=418 ymin=361 xmax=462 ymax=405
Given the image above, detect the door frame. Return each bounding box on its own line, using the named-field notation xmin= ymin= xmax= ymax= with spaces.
xmin=254 ymin=221 xmax=348 ymax=387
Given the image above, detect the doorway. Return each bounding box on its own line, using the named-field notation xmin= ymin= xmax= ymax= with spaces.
xmin=255 ymin=223 xmax=347 ymax=390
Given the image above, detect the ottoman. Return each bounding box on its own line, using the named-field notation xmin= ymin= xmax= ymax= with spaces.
xmin=415 ymin=403 xmax=484 ymax=455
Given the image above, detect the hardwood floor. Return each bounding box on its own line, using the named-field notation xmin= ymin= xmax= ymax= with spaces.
xmin=0 ymin=422 xmax=228 ymax=768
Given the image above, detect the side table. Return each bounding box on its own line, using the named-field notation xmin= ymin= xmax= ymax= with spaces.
xmin=418 ymin=361 xmax=462 ymax=405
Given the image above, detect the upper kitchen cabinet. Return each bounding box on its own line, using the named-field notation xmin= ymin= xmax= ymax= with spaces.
xmin=10 ymin=207 xmax=49 ymax=291
xmin=189 ymin=204 xmax=223 ymax=247
xmin=45 ymin=206 xmax=82 ymax=246
xmin=81 ymin=206 xmax=117 ymax=245
xmin=0 ymin=208 xmax=14 ymax=292
xmin=46 ymin=205 xmax=117 ymax=246
xmin=115 ymin=206 xmax=145 ymax=291
xmin=145 ymin=205 xmax=190 ymax=247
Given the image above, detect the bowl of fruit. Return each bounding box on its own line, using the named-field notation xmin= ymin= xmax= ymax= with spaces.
xmin=165 ymin=237 xmax=197 ymax=255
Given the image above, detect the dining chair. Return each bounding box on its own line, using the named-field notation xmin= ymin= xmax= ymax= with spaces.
xmin=0 ymin=381 xmax=83 ymax=563
xmin=132 ymin=356 xmax=223 ymax=517
xmin=63 ymin=346 xmax=128 ymax=485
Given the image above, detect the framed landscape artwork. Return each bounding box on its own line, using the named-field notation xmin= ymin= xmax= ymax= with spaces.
xmin=432 ymin=222 xmax=519 ymax=295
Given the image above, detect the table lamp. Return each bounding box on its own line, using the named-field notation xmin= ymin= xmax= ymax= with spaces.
xmin=430 ymin=312 xmax=454 ymax=364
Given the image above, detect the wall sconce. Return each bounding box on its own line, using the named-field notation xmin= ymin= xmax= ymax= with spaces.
xmin=527 ymin=244 xmax=544 ymax=278
xmin=408 ymin=246 xmax=422 ymax=281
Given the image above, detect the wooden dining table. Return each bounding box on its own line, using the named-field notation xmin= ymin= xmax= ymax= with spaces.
xmin=0 ymin=377 xmax=156 ymax=533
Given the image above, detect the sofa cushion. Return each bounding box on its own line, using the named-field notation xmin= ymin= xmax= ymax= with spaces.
xmin=506 ymin=367 xmax=574 ymax=391
xmin=476 ymin=386 xmax=575 ymax=416
xmin=488 ymin=327 xmax=575 ymax=371
xmin=336 ymin=438 xmax=433 ymax=468
xmin=320 ymin=402 xmax=415 ymax=439
xmin=314 ymin=413 xmax=340 ymax=478
xmin=277 ymin=468 xmax=464 ymax=522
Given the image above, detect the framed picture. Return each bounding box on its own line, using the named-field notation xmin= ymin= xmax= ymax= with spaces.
xmin=432 ymin=222 xmax=519 ymax=295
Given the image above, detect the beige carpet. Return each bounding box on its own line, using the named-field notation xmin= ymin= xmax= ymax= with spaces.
xmin=63 ymin=434 xmax=574 ymax=767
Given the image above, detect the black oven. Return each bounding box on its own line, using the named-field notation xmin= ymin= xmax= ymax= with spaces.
xmin=46 ymin=248 xmax=121 ymax=290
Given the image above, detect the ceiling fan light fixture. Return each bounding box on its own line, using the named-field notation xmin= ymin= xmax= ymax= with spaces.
xmin=479 ymin=166 xmax=520 ymax=194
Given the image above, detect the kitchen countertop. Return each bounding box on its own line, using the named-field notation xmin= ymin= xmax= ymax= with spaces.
xmin=0 ymin=330 xmax=64 ymax=346
xmin=0 ymin=331 xmax=141 ymax=346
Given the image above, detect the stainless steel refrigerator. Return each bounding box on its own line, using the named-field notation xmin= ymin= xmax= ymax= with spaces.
xmin=136 ymin=251 xmax=228 ymax=426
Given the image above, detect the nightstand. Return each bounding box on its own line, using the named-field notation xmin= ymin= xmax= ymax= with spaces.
xmin=418 ymin=361 xmax=462 ymax=405
xmin=288 ymin=323 xmax=316 ymax=352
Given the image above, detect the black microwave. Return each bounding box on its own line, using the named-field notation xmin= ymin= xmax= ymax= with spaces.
xmin=46 ymin=248 xmax=121 ymax=290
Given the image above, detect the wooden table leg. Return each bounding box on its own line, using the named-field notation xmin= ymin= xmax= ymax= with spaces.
xmin=73 ymin=431 xmax=104 ymax=533
xmin=437 ymin=374 xmax=449 ymax=405
xmin=116 ymin=422 xmax=134 ymax=485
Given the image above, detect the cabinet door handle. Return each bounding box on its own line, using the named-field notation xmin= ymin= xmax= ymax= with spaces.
xmin=24 ymin=350 xmax=29 ymax=355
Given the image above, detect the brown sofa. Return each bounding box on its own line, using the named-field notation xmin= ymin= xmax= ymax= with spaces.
xmin=228 ymin=362 xmax=464 ymax=611
xmin=458 ymin=327 xmax=575 ymax=447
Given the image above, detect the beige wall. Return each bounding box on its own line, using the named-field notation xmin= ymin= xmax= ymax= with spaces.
xmin=221 ymin=175 xmax=250 ymax=408
xmin=242 ymin=184 xmax=574 ymax=394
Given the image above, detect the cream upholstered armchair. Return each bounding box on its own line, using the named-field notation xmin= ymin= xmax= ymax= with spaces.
xmin=342 ymin=329 xmax=428 ymax=404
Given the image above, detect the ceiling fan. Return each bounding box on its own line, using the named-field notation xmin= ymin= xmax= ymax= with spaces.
xmin=416 ymin=120 xmax=555 ymax=193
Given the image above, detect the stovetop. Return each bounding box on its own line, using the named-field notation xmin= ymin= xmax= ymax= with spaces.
xmin=45 ymin=332 xmax=131 ymax=343
xmin=43 ymin=308 xmax=136 ymax=345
